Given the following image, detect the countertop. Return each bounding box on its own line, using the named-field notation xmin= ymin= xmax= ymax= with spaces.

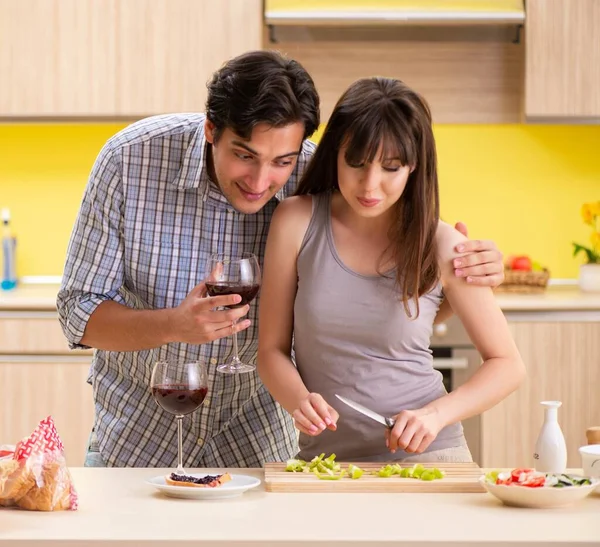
xmin=1 ymin=467 xmax=599 ymax=546
xmin=494 ymin=286 xmax=600 ymax=312
xmin=0 ymin=285 xmax=61 ymax=311
xmin=2 ymin=284 xmax=600 ymax=312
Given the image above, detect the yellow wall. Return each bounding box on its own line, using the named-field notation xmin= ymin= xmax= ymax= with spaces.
xmin=0 ymin=124 xmax=128 ymax=279
xmin=1 ymin=123 xmax=599 ymax=279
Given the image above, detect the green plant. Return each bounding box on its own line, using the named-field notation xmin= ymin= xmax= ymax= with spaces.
xmin=573 ymin=202 xmax=600 ymax=264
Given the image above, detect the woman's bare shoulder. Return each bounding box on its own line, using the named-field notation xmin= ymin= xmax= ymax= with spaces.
xmin=269 ymin=195 xmax=315 ymax=251
xmin=435 ymin=221 xmax=468 ymax=260
xmin=275 ymin=194 xmax=313 ymax=218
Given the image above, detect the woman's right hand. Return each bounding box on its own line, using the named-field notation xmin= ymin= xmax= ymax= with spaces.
xmin=292 ymin=393 xmax=339 ymax=436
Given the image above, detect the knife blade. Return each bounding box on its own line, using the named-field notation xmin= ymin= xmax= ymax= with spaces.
xmin=335 ymin=394 xmax=396 ymax=429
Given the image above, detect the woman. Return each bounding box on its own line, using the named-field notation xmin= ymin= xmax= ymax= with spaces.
xmin=257 ymin=77 xmax=525 ymax=463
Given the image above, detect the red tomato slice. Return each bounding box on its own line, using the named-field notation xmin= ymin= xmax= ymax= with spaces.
xmin=496 ymin=476 xmax=513 ymax=485
xmin=521 ymin=474 xmax=545 ymax=487
xmin=511 ymin=468 xmax=535 ymax=483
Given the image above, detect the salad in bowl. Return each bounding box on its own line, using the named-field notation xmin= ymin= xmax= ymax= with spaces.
xmin=480 ymin=468 xmax=599 ymax=508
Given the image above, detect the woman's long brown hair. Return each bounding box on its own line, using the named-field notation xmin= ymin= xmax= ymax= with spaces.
xmin=295 ymin=77 xmax=440 ymax=318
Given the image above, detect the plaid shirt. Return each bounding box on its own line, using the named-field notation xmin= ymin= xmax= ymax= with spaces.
xmin=57 ymin=113 xmax=316 ymax=467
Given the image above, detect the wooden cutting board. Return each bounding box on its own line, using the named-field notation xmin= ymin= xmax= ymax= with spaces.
xmin=264 ymin=462 xmax=486 ymax=493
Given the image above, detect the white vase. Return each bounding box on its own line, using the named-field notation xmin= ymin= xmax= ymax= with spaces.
xmin=533 ymin=401 xmax=567 ymax=474
xmin=579 ymin=264 xmax=600 ymax=293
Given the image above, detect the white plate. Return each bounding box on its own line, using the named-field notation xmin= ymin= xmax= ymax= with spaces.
xmin=147 ymin=473 xmax=261 ymax=500
xmin=479 ymin=476 xmax=600 ymax=508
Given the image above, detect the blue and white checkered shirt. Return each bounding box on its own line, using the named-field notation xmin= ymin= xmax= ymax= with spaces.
xmin=57 ymin=113 xmax=316 ymax=467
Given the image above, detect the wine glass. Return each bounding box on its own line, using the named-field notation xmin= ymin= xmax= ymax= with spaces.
xmin=205 ymin=252 xmax=261 ymax=374
xmin=150 ymin=358 xmax=208 ymax=475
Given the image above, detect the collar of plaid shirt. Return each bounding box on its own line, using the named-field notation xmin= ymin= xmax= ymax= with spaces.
xmin=170 ymin=118 xmax=291 ymax=208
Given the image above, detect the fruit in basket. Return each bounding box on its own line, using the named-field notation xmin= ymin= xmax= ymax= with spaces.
xmin=500 ymin=255 xmax=550 ymax=293
xmin=507 ymin=255 xmax=533 ymax=272
xmin=504 ymin=255 xmax=547 ymax=273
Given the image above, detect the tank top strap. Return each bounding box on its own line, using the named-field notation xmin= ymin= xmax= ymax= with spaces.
xmin=298 ymin=192 xmax=332 ymax=256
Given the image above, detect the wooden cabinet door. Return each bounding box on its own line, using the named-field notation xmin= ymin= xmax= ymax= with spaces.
xmin=481 ymin=322 xmax=600 ymax=468
xmin=0 ymin=312 xmax=93 ymax=355
xmin=0 ymin=0 xmax=262 ymax=117
xmin=525 ymin=0 xmax=600 ymax=119
xmin=0 ymin=355 xmax=95 ymax=467
xmin=0 ymin=0 xmax=118 ymax=116
xmin=116 ymin=0 xmax=262 ymax=116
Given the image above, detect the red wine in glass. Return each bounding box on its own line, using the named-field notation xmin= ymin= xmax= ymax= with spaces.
xmin=205 ymin=253 xmax=261 ymax=374
xmin=205 ymin=281 xmax=260 ymax=308
xmin=150 ymin=359 xmax=208 ymax=474
xmin=152 ymin=385 xmax=208 ymax=415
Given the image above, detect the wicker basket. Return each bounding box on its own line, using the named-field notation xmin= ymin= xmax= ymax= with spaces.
xmin=495 ymin=269 xmax=550 ymax=294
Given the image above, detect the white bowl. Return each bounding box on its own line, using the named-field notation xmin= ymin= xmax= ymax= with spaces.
xmin=580 ymin=444 xmax=600 ymax=492
xmin=479 ymin=476 xmax=600 ymax=508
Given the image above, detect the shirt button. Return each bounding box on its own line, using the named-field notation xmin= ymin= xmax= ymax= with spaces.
xmin=197 ymin=437 xmax=204 ymax=445
xmin=210 ymin=358 xmax=217 ymax=365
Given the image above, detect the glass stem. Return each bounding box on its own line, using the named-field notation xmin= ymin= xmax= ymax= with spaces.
xmin=231 ymin=318 xmax=241 ymax=364
xmin=176 ymin=415 xmax=185 ymax=474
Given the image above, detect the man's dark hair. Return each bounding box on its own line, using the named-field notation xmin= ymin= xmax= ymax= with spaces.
xmin=206 ymin=50 xmax=320 ymax=142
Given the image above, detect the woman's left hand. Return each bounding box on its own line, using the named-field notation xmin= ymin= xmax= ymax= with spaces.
xmin=385 ymin=407 xmax=445 ymax=454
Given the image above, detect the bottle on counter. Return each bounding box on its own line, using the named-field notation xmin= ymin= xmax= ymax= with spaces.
xmin=1 ymin=208 xmax=17 ymax=291
xmin=533 ymin=400 xmax=567 ymax=473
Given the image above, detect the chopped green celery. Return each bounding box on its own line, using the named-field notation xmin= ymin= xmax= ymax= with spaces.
xmin=411 ymin=464 xmax=425 ymax=478
xmin=375 ymin=465 xmax=394 ymax=478
xmin=315 ymin=463 xmax=333 ymax=475
xmin=308 ymin=453 xmax=326 ymax=469
xmin=420 ymin=470 xmax=436 ymax=481
xmin=371 ymin=463 xmax=445 ymax=481
xmin=348 ymin=464 xmax=363 ymax=479
xmin=316 ymin=473 xmax=344 ymax=480
xmin=284 ymin=453 xmax=446 ymax=482
xmin=323 ymin=453 xmax=337 ymax=469
xmin=314 ymin=467 xmax=346 ymax=480
xmin=433 ymin=468 xmax=445 ymax=479
xmin=285 ymin=459 xmax=306 ymax=472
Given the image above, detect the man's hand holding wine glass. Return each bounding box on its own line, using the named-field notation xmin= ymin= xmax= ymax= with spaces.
xmin=167 ymin=281 xmax=252 ymax=345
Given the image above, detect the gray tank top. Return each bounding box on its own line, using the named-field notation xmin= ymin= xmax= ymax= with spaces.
xmin=293 ymin=193 xmax=465 ymax=461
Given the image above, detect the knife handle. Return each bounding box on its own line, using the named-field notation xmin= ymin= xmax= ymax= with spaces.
xmin=384 ymin=417 xmax=396 ymax=429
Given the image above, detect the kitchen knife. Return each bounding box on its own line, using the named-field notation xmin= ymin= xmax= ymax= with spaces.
xmin=335 ymin=394 xmax=396 ymax=429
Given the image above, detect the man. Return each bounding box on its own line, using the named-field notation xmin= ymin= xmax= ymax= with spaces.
xmin=57 ymin=50 xmax=504 ymax=468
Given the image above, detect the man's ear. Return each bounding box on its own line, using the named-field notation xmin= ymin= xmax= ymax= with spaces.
xmin=205 ymin=119 xmax=216 ymax=144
